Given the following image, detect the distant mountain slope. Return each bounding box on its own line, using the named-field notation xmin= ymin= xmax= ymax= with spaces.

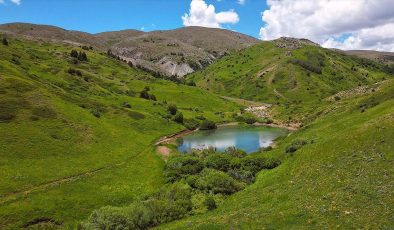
xmin=188 ymin=38 xmax=394 ymax=123
xmin=0 ymin=23 xmax=259 ymax=77
xmin=344 ymin=50 xmax=394 ymax=64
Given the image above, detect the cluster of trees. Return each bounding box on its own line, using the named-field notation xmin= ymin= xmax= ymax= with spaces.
xmin=290 ymin=59 xmax=322 ymax=74
xmin=70 ymin=50 xmax=88 ymax=62
xmin=167 ymin=104 xmax=183 ymax=124
xmin=79 ymin=148 xmax=281 ymax=229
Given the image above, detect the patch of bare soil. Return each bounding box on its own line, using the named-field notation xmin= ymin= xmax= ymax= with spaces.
xmin=157 ymin=146 xmax=171 ymax=158
xmin=22 ymin=217 xmax=62 ymax=229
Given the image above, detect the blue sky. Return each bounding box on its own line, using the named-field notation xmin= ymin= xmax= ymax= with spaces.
xmin=0 ymin=0 xmax=267 ymax=38
xmin=1 ymin=0 xmax=393 ymax=51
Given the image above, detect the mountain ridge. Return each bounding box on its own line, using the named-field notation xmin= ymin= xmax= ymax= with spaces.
xmin=0 ymin=22 xmax=259 ymax=77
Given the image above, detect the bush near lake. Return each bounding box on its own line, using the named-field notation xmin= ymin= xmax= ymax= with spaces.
xmin=80 ymin=148 xmax=281 ymax=229
xmin=200 ymin=120 xmax=217 ymax=130
xmin=285 ymin=139 xmax=308 ymax=153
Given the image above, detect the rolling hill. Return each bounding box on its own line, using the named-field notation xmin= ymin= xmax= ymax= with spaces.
xmin=1 ymin=26 xmax=393 ymax=230
xmin=0 ymin=35 xmax=241 ymax=229
xmin=162 ymin=77 xmax=394 ymax=229
xmin=187 ymin=37 xmax=394 ymax=123
xmin=0 ymin=23 xmax=259 ymax=77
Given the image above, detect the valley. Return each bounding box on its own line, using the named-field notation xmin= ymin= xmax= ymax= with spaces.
xmin=0 ymin=23 xmax=393 ymax=230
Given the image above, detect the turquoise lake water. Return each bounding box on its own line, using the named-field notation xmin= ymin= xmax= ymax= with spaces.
xmin=177 ymin=125 xmax=287 ymax=153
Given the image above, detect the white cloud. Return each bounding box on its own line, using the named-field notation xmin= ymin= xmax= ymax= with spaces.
xmin=10 ymin=0 xmax=21 ymax=5
xmin=182 ymin=0 xmax=240 ymax=28
xmin=238 ymin=0 xmax=246 ymax=5
xmin=259 ymin=0 xmax=394 ymax=51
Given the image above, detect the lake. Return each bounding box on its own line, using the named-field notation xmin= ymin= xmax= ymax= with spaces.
xmin=177 ymin=125 xmax=288 ymax=153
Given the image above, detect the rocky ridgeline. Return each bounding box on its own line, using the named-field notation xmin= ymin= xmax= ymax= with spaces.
xmin=274 ymin=37 xmax=320 ymax=50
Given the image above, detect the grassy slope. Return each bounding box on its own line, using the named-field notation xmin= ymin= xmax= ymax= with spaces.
xmin=162 ymin=79 xmax=394 ymax=229
xmin=189 ymin=41 xmax=390 ymax=122
xmin=0 ymin=38 xmax=240 ymax=229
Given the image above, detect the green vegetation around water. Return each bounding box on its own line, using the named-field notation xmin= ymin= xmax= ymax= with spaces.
xmin=0 ymin=37 xmax=240 ymax=229
xmin=162 ymin=78 xmax=394 ymax=229
xmin=80 ymin=147 xmax=281 ymax=229
xmin=1 ymin=35 xmax=393 ymax=230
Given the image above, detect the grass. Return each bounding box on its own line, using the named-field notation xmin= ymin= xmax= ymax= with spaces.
xmin=188 ymin=41 xmax=392 ymax=122
xmin=0 ymin=37 xmax=240 ymax=229
xmin=1 ymin=36 xmax=393 ymax=229
xmin=161 ymin=79 xmax=394 ymax=229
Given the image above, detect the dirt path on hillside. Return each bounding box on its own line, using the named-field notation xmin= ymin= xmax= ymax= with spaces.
xmin=257 ymin=64 xmax=277 ymax=79
xmin=155 ymin=129 xmax=195 ymax=146
xmin=0 ymin=147 xmax=151 ymax=205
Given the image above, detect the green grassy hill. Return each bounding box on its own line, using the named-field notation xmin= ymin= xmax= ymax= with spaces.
xmin=1 ymin=34 xmax=393 ymax=230
xmin=0 ymin=37 xmax=240 ymax=229
xmin=162 ymin=78 xmax=394 ymax=229
xmin=188 ymin=38 xmax=393 ymax=122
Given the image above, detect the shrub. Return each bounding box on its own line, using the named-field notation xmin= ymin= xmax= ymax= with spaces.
xmin=70 ymin=50 xmax=79 ymax=58
xmin=140 ymin=88 xmax=156 ymax=101
xmin=168 ymin=104 xmax=177 ymax=115
xmin=200 ymin=120 xmax=217 ymax=130
xmin=173 ymin=112 xmax=184 ymax=124
xmin=67 ymin=68 xmax=82 ymax=76
xmin=91 ymin=109 xmax=101 ymax=118
xmin=140 ymin=89 xmax=150 ymax=99
xmin=204 ymin=153 xmax=232 ymax=172
xmin=195 ymin=115 xmax=206 ymax=120
xmin=80 ymin=205 xmax=149 ymax=230
xmin=165 ymin=156 xmax=204 ymax=182
xmin=290 ymin=59 xmax=322 ymax=74
xmin=227 ymin=169 xmax=256 ymax=184
xmin=285 ymin=139 xmax=308 ymax=153
xmin=144 ymin=182 xmax=192 ymax=225
xmin=80 ymin=182 xmax=192 ymax=230
xmin=78 ymin=51 xmax=88 ymax=62
xmin=224 ymin=147 xmax=247 ymax=158
xmin=204 ymin=196 xmax=217 ymax=211
xmin=239 ymin=155 xmax=280 ymax=174
xmin=2 ymin=38 xmax=9 ymax=46
xmin=186 ymin=80 xmax=196 ymax=86
xmin=194 ymin=168 xmax=245 ymax=195
xmin=184 ymin=118 xmax=200 ymax=130
xmin=244 ymin=117 xmax=257 ymax=125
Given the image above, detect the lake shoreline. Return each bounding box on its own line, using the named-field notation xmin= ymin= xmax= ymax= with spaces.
xmin=155 ymin=121 xmax=293 ymax=147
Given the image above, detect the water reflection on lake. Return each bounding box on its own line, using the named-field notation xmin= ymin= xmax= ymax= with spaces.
xmin=177 ymin=125 xmax=287 ymax=153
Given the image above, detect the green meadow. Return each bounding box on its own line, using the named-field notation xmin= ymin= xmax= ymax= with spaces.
xmin=0 ymin=35 xmax=393 ymax=229
xmin=0 ymin=37 xmax=239 ymax=229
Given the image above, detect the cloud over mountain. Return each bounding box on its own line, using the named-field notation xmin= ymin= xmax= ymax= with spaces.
xmin=260 ymin=0 xmax=394 ymax=51
xmin=182 ymin=0 xmax=239 ymax=28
